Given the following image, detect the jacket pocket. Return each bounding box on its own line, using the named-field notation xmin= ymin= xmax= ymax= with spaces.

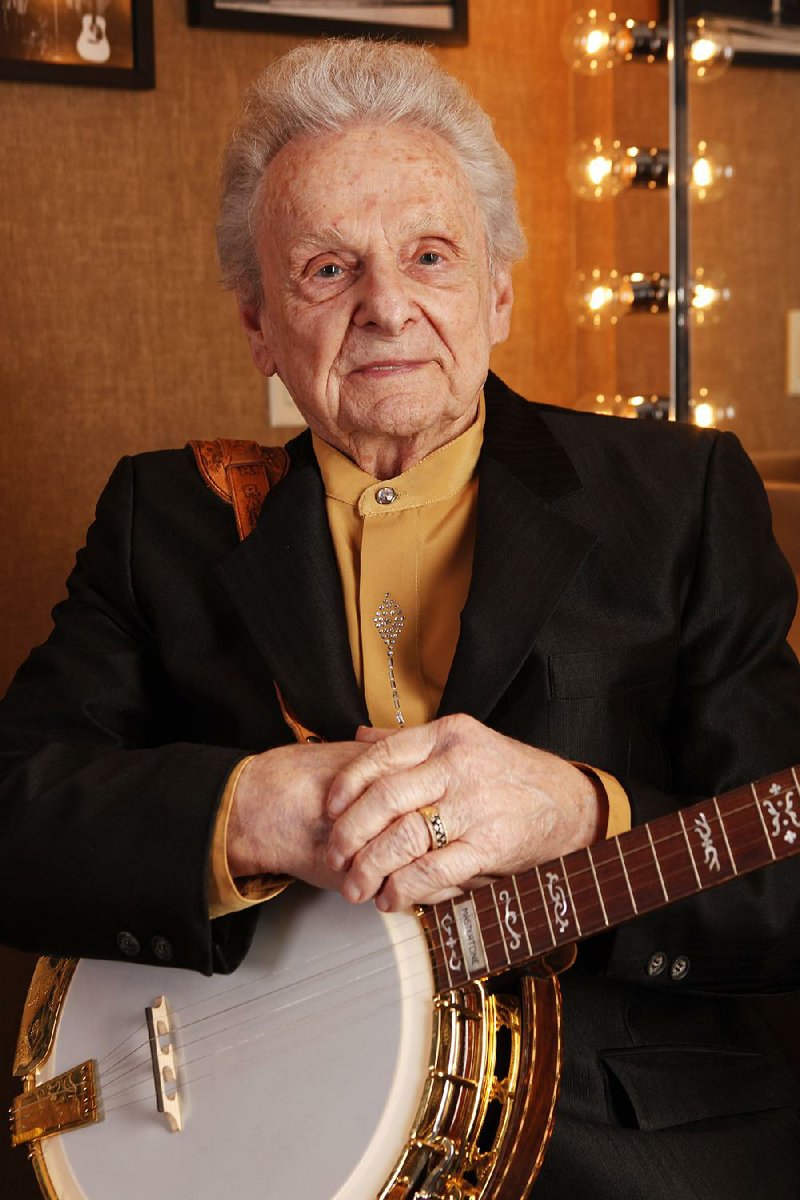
xmin=600 ymin=1045 xmax=800 ymax=1131
xmin=548 ymin=640 xmax=675 ymax=700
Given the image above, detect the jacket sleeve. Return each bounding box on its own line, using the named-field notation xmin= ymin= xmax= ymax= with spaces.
xmin=0 ymin=456 xmax=259 ymax=975
xmin=602 ymin=431 xmax=800 ymax=995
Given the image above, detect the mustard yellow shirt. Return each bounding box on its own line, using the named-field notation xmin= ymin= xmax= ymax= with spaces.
xmin=209 ymin=400 xmax=630 ymax=917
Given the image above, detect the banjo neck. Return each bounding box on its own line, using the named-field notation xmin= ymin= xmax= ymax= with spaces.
xmin=419 ymin=764 xmax=800 ymax=991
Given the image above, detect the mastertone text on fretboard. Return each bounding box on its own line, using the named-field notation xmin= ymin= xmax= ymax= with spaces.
xmin=418 ymin=764 xmax=800 ymax=992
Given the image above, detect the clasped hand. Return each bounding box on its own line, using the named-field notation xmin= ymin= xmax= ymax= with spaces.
xmin=228 ymin=714 xmax=601 ymax=912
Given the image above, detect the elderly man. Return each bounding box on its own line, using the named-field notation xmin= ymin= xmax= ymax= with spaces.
xmin=2 ymin=38 xmax=800 ymax=1200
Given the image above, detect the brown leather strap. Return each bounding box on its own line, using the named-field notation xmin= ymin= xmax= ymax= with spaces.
xmin=188 ymin=438 xmax=289 ymax=539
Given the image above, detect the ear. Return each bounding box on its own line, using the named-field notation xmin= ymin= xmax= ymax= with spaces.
xmin=489 ymin=265 xmax=514 ymax=347
xmin=238 ymin=300 xmax=277 ymax=378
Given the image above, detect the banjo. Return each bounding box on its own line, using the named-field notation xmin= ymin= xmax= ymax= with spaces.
xmin=11 ymin=763 xmax=800 ymax=1200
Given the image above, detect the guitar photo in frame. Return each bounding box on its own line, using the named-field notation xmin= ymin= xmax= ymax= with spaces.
xmin=0 ymin=0 xmax=154 ymax=88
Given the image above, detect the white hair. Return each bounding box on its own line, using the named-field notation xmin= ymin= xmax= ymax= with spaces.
xmin=217 ymin=39 xmax=526 ymax=307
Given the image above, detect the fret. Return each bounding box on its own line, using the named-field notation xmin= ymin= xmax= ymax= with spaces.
xmin=512 ymin=874 xmax=534 ymax=959
xmin=559 ymin=856 xmax=582 ymax=937
xmin=712 ymin=797 xmax=738 ymax=874
xmin=588 ymin=837 xmax=637 ymax=926
xmin=486 ymin=880 xmax=528 ymax=969
xmin=561 ymin=847 xmax=608 ymax=935
xmin=616 ymin=837 xmax=639 ymax=913
xmin=646 ymin=826 xmax=669 ymax=902
xmin=752 ymin=783 xmax=777 ymax=861
xmin=472 ymin=887 xmax=509 ymax=975
xmin=678 ymin=808 xmax=703 ymax=889
xmin=638 ymin=810 xmax=698 ymax=904
xmin=489 ymin=883 xmax=509 ymax=963
xmin=515 ymin=870 xmax=564 ymax=957
xmin=586 ymin=845 xmax=609 ymax=927
xmin=439 ymin=901 xmax=469 ymax=988
xmin=534 ymin=866 xmax=558 ymax=947
xmin=419 ymin=908 xmax=450 ymax=993
xmin=715 ymin=791 xmax=767 ymax=875
xmin=750 ymin=769 xmax=800 ymax=861
xmin=615 ymin=827 xmax=665 ymax=913
xmin=679 ymin=800 xmax=736 ymax=887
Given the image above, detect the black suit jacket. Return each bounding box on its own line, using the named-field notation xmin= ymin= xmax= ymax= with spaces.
xmin=2 ymin=374 xmax=799 ymax=1196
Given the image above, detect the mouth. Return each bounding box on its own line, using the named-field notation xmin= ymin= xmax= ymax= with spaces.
xmin=350 ymin=360 xmax=428 ymax=377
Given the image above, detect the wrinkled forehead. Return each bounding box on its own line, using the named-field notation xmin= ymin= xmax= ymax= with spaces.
xmin=255 ymin=123 xmax=485 ymax=249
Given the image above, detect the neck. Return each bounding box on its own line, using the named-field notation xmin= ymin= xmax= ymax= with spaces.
xmin=318 ymin=402 xmax=480 ymax=480
xmin=418 ymin=763 xmax=800 ymax=993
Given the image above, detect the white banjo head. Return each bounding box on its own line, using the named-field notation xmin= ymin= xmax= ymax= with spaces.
xmin=35 ymin=887 xmax=434 ymax=1200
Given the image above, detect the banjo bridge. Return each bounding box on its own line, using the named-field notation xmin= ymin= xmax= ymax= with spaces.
xmin=10 ymin=1059 xmax=99 ymax=1147
xmin=145 ymin=995 xmax=183 ymax=1133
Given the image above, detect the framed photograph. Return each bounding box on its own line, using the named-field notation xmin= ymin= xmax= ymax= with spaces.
xmin=187 ymin=1 xmax=468 ymax=47
xmin=660 ymin=1 xmax=800 ymax=67
xmin=0 ymin=1 xmax=155 ymax=88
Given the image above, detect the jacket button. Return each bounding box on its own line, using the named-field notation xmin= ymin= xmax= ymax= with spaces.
xmin=117 ymin=931 xmax=140 ymax=957
xmin=646 ymin=951 xmax=667 ymax=977
xmin=151 ymin=936 xmax=173 ymax=962
xmin=375 ymin=486 xmax=397 ymax=505
xmin=670 ymin=955 xmax=690 ymax=981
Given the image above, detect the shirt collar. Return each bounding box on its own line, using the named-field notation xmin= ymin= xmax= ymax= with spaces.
xmin=312 ymin=393 xmax=485 ymax=516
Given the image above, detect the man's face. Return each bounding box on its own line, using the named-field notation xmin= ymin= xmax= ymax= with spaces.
xmin=239 ymin=123 xmax=513 ymax=473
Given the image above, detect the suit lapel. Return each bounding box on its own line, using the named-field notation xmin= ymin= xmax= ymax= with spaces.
xmin=439 ymin=375 xmax=597 ymax=720
xmin=216 ymin=375 xmax=596 ymax=736
xmin=216 ymin=434 xmax=368 ymax=742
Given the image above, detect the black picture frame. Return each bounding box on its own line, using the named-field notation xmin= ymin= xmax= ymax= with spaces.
xmin=659 ymin=1 xmax=800 ymax=68
xmin=187 ymin=0 xmax=468 ymax=47
xmin=0 ymin=2 xmax=155 ymax=89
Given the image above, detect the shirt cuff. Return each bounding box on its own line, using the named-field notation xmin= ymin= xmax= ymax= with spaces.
xmin=208 ymin=755 xmax=293 ymax=919
xmin=573 ymin=763 xmax=631 ymax=840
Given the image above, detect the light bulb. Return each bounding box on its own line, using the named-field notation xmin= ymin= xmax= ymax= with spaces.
xmin=569 ymin=269 xmax=629 ymax=328
xmin=577 ymin=392 xmax=670 ymax=419
xmin=560 ymin=11 xmax=634 ymax=76
xmin=690 ymin=141 xmax=734 ymax=202
xmin=690 ymin=388 xmax=736 ymax=427
xmin=693 ymin=401 xmax=715 ymax=427
xmin=569 ymin=269 xmax=668 ymax=328
xmin=570 ymin=140 xmax=731 ymax=203
xmin=569 ymin=139 xmax=629 ymax=199
xmin=688 ymin=20 xmax=734 ymax=81
xmin=568 ymin=140 xmax=668 ymax=200
xmin=690 ymin=268 xmax=730 ymax=324
xmin=564 ymin=12 xmax=732 ymax=80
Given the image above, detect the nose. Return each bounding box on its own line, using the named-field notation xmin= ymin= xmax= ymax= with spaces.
xmin=352 ymin=259 xmax=418 ymax=336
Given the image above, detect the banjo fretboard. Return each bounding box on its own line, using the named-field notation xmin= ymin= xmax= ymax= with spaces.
xmin=419 ymin=764 xmax=800 ymax=990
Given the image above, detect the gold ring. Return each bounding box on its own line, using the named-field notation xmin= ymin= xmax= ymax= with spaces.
xmin=418 ymin=804 xmax=448 ymax=850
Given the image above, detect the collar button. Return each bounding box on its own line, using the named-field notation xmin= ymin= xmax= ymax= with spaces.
xmin=375 ymin=486 xmax=397 ymax=505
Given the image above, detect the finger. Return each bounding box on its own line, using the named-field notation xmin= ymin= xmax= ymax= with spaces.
xmin=327 ymin=722 xmax=439 ymax=817
xmin=327 ymin=757 xmax=447 ymax=870
xmin=340 ymin=808 xmax=432 ymax=902
xmin=374 ymin=841 xmax=485 ymax=911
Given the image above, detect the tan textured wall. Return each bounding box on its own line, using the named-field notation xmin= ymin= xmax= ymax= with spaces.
xmin=690 ymin=66 xmax=800 ymax=454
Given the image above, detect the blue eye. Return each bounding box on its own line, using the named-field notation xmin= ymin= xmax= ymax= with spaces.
xmin=418 ymin=251 xmax=442 ymax=266
xmin=317 ymin=263 xmax=343 ymax=278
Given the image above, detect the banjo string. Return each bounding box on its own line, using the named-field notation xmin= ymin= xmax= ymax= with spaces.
xmin=99 ymin=957 xmax=437 ymax=1112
